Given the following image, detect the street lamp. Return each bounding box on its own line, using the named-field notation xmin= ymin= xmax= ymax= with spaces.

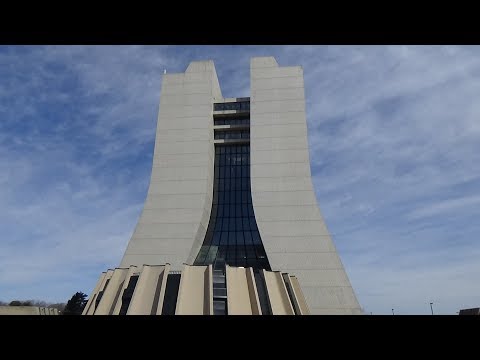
xmin=430 ymin=302 xmax=434 ymax=315
xmin=392 ymin=308 xmax=395 ymax=315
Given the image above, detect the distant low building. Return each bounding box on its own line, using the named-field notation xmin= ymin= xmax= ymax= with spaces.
xmin=0 ymin=306 xmax=59 ymax=315
xmin=458 ymin=307 xmax=480 ymax=315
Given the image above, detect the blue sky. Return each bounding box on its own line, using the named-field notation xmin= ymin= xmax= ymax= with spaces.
xmin=1 ymin=45 xmax=479 ymax=315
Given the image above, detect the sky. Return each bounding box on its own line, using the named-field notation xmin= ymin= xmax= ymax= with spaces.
xmin=0 ymin=45 xmax=479 ymax=315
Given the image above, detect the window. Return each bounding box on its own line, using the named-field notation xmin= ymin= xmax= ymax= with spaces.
xmin=213 ymin=101 xmax=250 ymax=112
xmin=214 ymin=130 xmax=250 ymax=140
xmin=213 ymin=300 xmax=227 ymax=315
xmin=194 ymin=144 xmax=271 ymax=271
xmin=214 ymin=116 xmax=250 ymax=126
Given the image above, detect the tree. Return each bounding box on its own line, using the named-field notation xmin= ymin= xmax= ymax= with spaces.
xmin=9 ymin=300 xmax=32 ymax=306
xmin=63 ymin=292 xmax=88 ymax=315
xmin=30 ymin=300 xmax=48 ymax=308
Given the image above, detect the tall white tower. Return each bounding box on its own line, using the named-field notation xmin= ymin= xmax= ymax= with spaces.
xmin=83 ymin=57 xmax=362 ymax=315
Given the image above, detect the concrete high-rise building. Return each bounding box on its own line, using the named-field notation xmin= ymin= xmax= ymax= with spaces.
xmin=83 ymin=57 xmax=362 ymax=315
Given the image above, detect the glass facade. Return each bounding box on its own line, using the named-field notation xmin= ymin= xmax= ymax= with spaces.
xmin=213 ymin=101 xmax=250 ymax=112
xmin=214 ymin=130 xmax=250 ymax=140
xmin=194 ymin=144 xmax=271 ymax=271
xmin=214 ymin=117 xmax=250 ymax=126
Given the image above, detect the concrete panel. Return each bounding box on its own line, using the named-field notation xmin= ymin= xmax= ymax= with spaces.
xmin=251 ymin=56 xmax=361 ymax=314
xmin=200 ymin=207 xmax=211 ymax=227
xmin=190 ymin=222 xmax=208 ymax=265
xmin=94 ymin=268 xmax=129 ymax=315
xmin=161 ymin=73 xmax=184 ymax=86
xmin=153 ymin=153 xmax=211 ymax=168
xmin=111 ymin=265 xmax=139 ymax=315
xmin=120 ymin=255 xmax=180 ymax=270
xmin=251 ymin=57 xmax=278 ymax=68
xmin=267 ymin=252 xmax=343 ymax=270
xmin=251 ymin=163 xmax=311 ymax=178
xmin=186 ymin=61 xmax=216 ymax=73
xmin=161 ymin=83 xmax=212 ymax=96
xmin=160 ymin=93 xmax=213 ymax=106
xmin=251 ymin=124 xmax=307 ymax=139
xmin=309 ymin=307 xmax=364 ymax=315
xmin=245 ymin=268 xmax=262 ymax=315
xmin=251 ymin=99 xmax=305 ymax=114
xmin=254 ymin=205 xmax=320 ymax=221
xmin=251 ymin=66 xmax=302 ymax=79
xmin=251 ymin=191 xmax=318 ymax=207
xmin=156 ymin=117 xmax=212 ymax=130
xmin=185 ymin=71 xmax=216 ymax=82
xmin=132 ymin=222 xmax=200 ymax=239
xmin=85 ymin=269 xmax=114 ymax=314
xmin=250 ymin=149 xmax=310 ymax=165
xmin=147 ymin=180 xmax=207 ymax=195
xmin=175 ymin=264 xmax=213 ymax=315
xmin=154 ymin=128 xmax=210 ymax=143
xmin=252 ymin=87 xmax=305 ymax=102
xmin=143 ymin=194 xmax=206 ymax=210
xmin=159 ymin=104 xmax=212 ymax=118
xmin=302 ymin=286 xmax=362 ymax=312
xmin=226 ymin=266 xmax=262 ymax=315
xmin=251 ymin=177 xmax=313 ymax=192
xmin=153 ymin=141 xmax=210 ymax=156
xmin=138 ymin=208 xmax=207 ymax=224
xmin=252 ymin=76 xmax=304 ymax=90
xmin=123 ymin=237 xmax=200 ymax=254
xmin=258 ymin=220 xmax=329 ymax=237
xmin=149 ymin=166 xmax=208 ymax=181
xmin=261 ymin=235 xmax=337 ymax=253
xmin=254 ymin=111 xmax=306 ymax=125
xmin=285 ymin=275 xmax=310 ymax=315
xmin=290 ymin=269 xmax=352 ymax=288
xmin=262 ymin=270 xmax=294 ymax=315
xmin=251 ymin=136 xmax=308 ymax=151
xmin=127 ymin=265 xmax=170 ymax=315
xmin=82 ymin=271 xmax=106 ymax=315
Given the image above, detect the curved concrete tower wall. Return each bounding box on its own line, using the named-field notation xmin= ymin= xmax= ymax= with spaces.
xmin=250 ymin=57 xmax=362 ymax=314
xmin=120 ymin=61 xmax=222 ymax=271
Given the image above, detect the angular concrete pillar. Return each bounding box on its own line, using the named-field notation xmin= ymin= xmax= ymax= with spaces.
xmin=226 ymin=265 xmax=262 ymax=315
xmin=126 ymin=264 xmax=170 ymax=315
xmin=94 ymin=268 xmax=130 ymax=315
xmin=175 ymin=264 xmax=213 ymax=315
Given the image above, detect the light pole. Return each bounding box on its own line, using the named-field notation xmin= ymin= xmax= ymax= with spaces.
xmin=392 ymin=308 xmax=395 ymax=315
xmin=430 ymin=302 xmax=434 ymax=315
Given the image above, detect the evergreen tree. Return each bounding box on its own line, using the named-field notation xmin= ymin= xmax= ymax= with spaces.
xmin=63 ymin=292 xmax=88 ymax=315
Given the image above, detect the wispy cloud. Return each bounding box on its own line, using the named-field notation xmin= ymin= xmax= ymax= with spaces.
xmin=409 ymin=195 xmax=480 ymax=220
xmin=0 ymin=45 xmax=479 ymax=314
